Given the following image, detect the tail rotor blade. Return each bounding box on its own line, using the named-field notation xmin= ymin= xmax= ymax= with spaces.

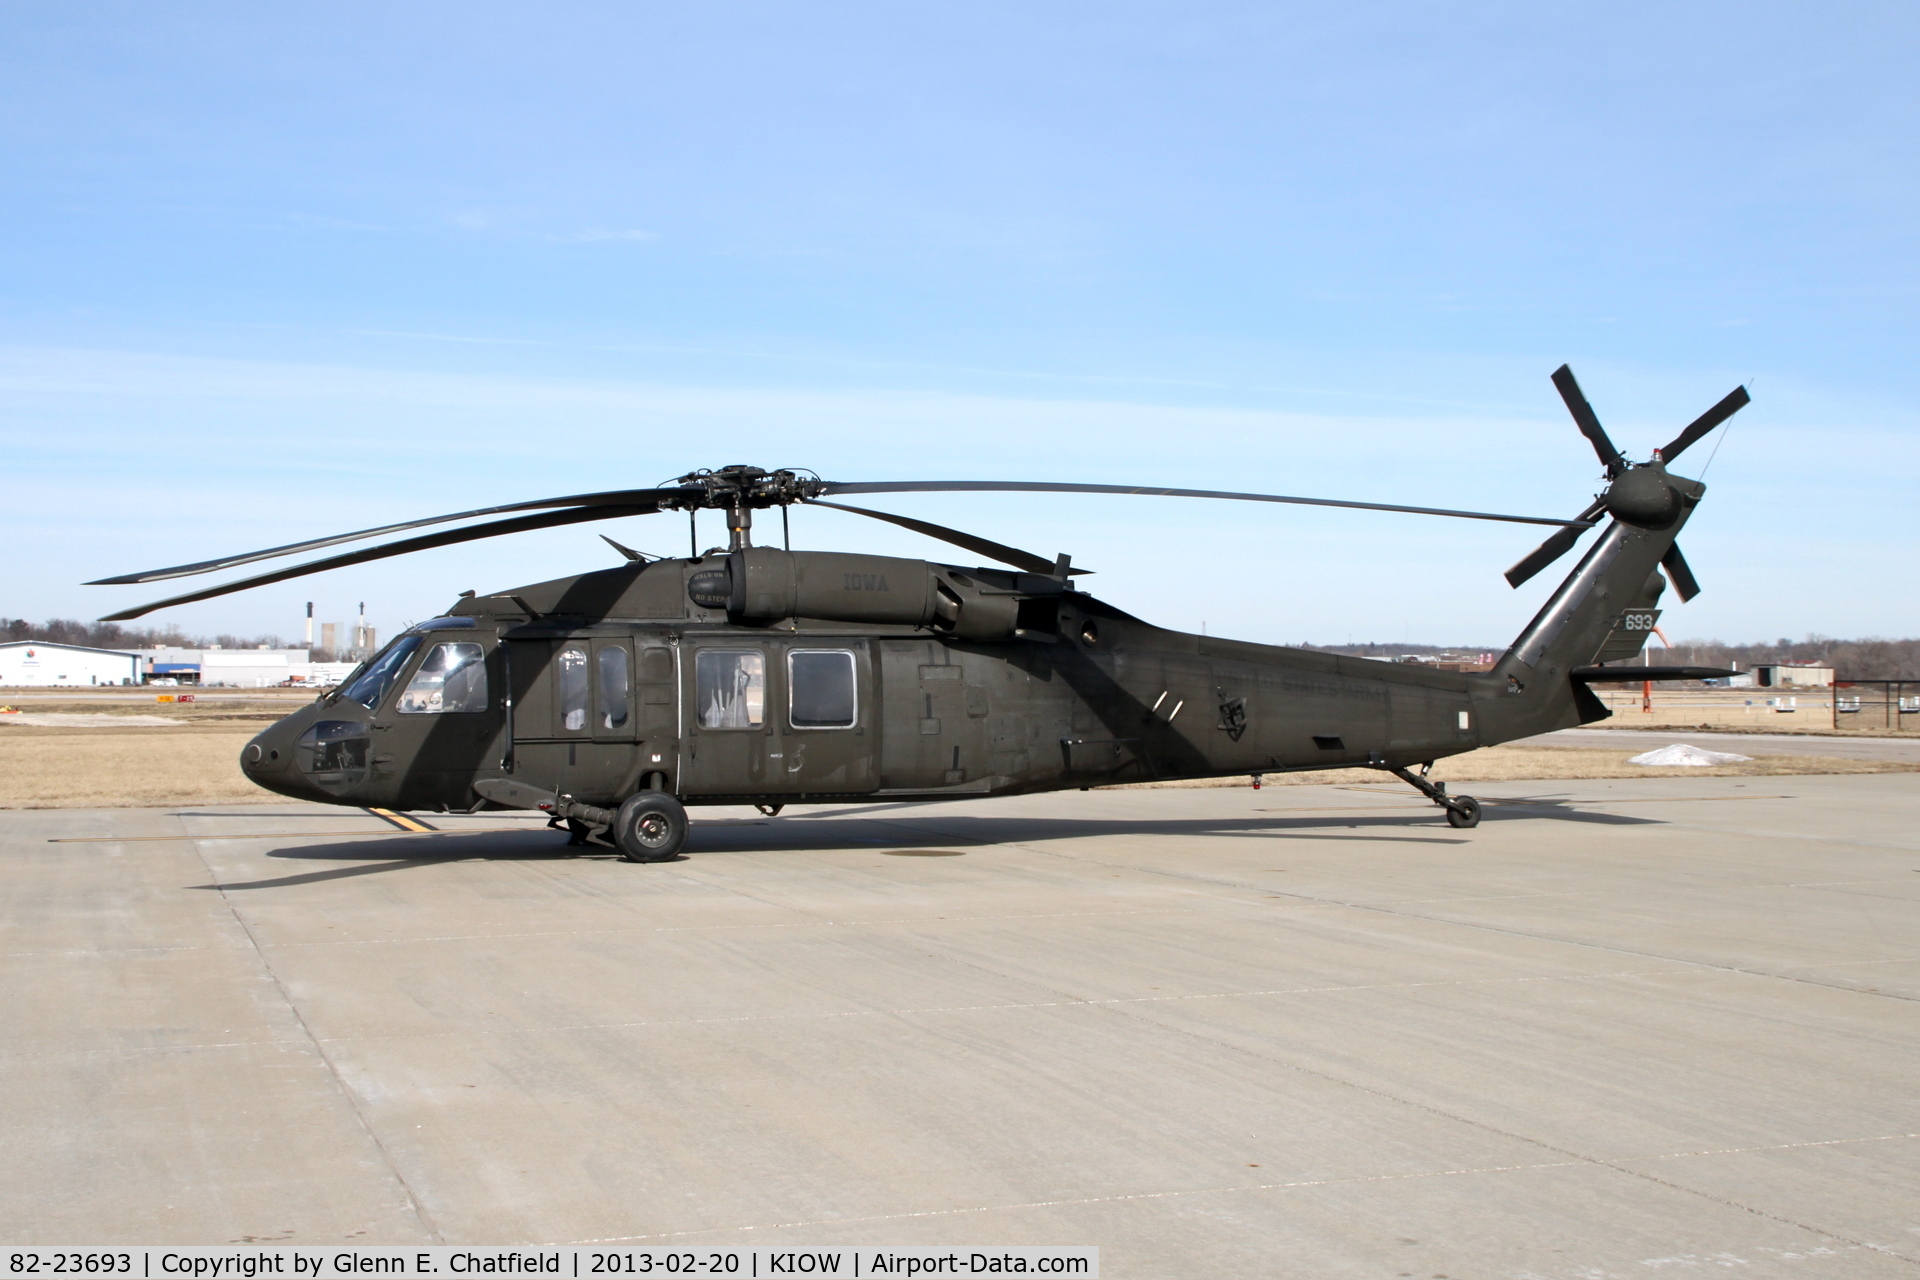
xmin=1658 ymin=385 xmax=1751 ymax=463
xmin=1504 ymin=496 xmax=1607 ymax=588
xmin=1661 ymin=543 xmax=1701 ymax=602
xmin=1504 ymin=526 xmax=1584 ymax=589
xmin=1551 ymin=364 xmax=1627 ymax=478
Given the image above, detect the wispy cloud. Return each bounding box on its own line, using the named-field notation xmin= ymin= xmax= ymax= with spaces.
xmin=554 ymin=227 xmax=660 ymax=243
xmin=442 ymin=211 xmax=658 ymax=242
xmin=285 ymin=212 xmax=390 ymax=233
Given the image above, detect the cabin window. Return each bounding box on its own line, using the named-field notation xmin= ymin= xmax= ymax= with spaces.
xmin=557 ymin=645 xmax=590 ymax=731
xmin=598 ymin=647 xmax=630 ymax=729
xmin=788 ymin=649 xmax=856 ymax=729
xmin=397 ymin=642 xmax=488 ymax=714
xmin=695 ymin=649 xmax=764 ymax=729
xmin=339 ymin=634 xmax=423 ymax=710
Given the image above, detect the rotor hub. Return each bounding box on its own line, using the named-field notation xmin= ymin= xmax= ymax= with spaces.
xmin=668 ymin=466 xmax=826 ymax=510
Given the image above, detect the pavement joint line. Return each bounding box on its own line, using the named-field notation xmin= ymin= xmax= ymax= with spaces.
xmin=1632 ymin=1132 xmax=1920 ymax=1162
xmin=0 ymin=964 xmax=1707 ymax=1060
xmin=987 ymin=833 xmax=1920 ymax=1006
xmin=1624 ymin=821 xmax=1920 ymax=855
xmin=1775 ymin=956 xmax=1920 ymax=971
xmin=1366 ymin=876 xmax=1918 ymax=907
xmin=1077 ymin=962 xmax=1905 ymax=1263
xmin=563 ymin=1156 xmax=1601 ymax=1242
xmin=667 ymin=861 xmax=1901 ymax=1261
xmin=562 ymin=1135 xmax=1920 ymax=1250
xmin=0 ymin=941 xmax=256 ymax=958
xmin=47 ymin=826 xmax=539 ymax=843
xmin=247 ymin=907 xmax=1192 ymax=950
xmin=0 ymin=1036 xmax=312 ymax=1064
xmin=190 ymin=820 xmax=446 ymax=1244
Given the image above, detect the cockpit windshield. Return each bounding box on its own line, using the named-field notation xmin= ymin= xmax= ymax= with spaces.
xmin=338 ymin=634 xmax=424 ymax=710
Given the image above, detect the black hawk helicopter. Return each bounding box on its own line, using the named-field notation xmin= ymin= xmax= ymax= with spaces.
xmin=95 ymin=365 xmax=1747 ymax=860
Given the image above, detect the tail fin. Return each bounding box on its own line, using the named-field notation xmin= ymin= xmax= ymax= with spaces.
xmin=1475 ymin=470 xmax=1703 ymax=744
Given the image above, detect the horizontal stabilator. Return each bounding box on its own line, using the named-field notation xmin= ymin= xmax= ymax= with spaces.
xmin=1570 ymin=666 xmax=1739 ymax=682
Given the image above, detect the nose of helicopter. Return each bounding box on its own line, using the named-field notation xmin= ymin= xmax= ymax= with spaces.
xmin=239 ymin=714 xmax=321 ymax=800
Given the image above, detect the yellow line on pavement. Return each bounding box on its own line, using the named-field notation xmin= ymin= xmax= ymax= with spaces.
xmin=365 ymin=807 xmax=437 ymax=832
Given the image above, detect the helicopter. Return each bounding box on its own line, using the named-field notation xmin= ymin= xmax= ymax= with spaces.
xmin=93 ymin=365 xmax=1747 ymax=862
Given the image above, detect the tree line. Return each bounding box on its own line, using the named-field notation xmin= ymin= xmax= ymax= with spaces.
xmin=3 ymin=617 xmax=293 ymax=653
xmin=1649 ymin=636 xmax=1920 ymax=680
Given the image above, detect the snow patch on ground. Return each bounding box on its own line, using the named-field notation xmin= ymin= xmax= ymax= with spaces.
xmin=1628 ymin=743 xmax=1755 ymax=767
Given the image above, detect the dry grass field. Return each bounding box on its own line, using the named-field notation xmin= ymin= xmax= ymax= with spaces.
xmin=0 ymin=696 xmax=289 ymax=808
xmin=0 ymin=730 xmax=265 ymax=808
xmin=1585 ymin=686 xmax=1920 ymax=736
xmin=0 ymin=701 xmax=1911 ymax=808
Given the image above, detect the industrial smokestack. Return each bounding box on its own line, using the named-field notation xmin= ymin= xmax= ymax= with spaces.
xmin=304 ymin=602 xmax=313 ymax=646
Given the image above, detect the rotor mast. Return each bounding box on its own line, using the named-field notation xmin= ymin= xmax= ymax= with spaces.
xmin=727 ymin=501 xmax=752 ymax=552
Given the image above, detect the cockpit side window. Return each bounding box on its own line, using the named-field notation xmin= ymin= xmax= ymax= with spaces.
xmin=339 ymin=635 xmax=424 ymax=710
xmin=396 ymin=642 xmax=488 ymax=714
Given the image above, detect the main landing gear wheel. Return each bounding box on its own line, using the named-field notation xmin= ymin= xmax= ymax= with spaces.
xmin=1445 ymin=796 xmax=1482 ymax=829
xmin=614 ymin=791 xmax=689 ymax=862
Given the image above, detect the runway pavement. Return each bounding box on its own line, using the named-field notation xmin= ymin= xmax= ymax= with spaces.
xmin=3 ymin=777 xmax=1917 ymax=1276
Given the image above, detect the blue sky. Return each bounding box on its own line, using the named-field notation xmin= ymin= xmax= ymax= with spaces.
xmin=3 ymin=2 xmax=1915 ymax=648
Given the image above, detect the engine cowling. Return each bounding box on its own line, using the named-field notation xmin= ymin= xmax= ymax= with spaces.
xmin=694 ymin=549 xmax=1020 ymax=640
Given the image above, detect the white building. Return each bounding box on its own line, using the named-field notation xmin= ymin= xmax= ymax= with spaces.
xmin=131 ymin=647 xmax=315 ymax=687
xmin=0 ymin=641 xmax=140 ymax=687
xmin=1753 ymin=664 xmax=1834 ymax=688
xmin=201 ymin=649 xmax=299 ymax=687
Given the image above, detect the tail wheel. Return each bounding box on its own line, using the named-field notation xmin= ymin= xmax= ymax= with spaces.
xmin=1445 ymin=796 xmax=1482 ymax=829
xmin=614 ymin=790 xmax=689 ymax=862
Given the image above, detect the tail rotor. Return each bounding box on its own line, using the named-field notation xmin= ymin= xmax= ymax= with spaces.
xmin=1504 ymin=365 xmax=1749 ymax=596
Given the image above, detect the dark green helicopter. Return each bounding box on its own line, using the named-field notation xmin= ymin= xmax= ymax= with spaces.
xmin=95 ymin=366 xmax=1746 ymax=861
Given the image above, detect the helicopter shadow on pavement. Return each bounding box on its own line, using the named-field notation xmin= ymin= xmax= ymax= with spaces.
xmin=191 ymin=798 xmax=1656 ymax=891
xmin=188 ymin=828 xmax=588 ymax=891
xmin=691 ymin=801 xmax=1656 ymax=855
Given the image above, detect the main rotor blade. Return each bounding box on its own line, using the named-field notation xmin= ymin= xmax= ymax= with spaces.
xmin=88 ymin=487 xmax=696 ymax=585
xmin=97 ymin=503 xmax=663 ymax=621
xmin=809 ymin=501 xmax=1064 ymax=575
xmin=1551 ymin=364 xmax=1627 ymax=479
xmin=821 ymin=481 xmax=1589 ymax=529
xmin=1503 ymin=496 xmax=1609 ymax=588
xmin=1661 ymin=543 xmax=1701 ymax=602
xmin=1658 ymin=385 xmax=1750 ymax=464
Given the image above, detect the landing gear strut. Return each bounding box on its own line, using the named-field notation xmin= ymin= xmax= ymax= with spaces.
xmin=1379 ymin=762 xmax=1481 ymax=829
